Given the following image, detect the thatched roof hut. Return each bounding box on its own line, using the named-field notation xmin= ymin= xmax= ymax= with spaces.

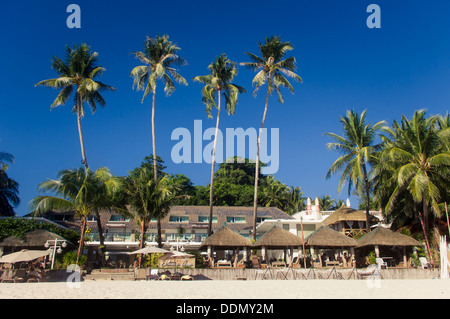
xmin=357 ymin=226 xmax=421 ymax=248
xmin=323 ymin=205 xmax=379 ymax=227
xmin=200 ymin=225 xmax=252 ymax=249
xmin=0 ymin=229 xmax=70 ymax=249
xmin=305 ymin=226 xmax=357 ymax=248
xmin=253 ymin=226 xmax=303 ymax=249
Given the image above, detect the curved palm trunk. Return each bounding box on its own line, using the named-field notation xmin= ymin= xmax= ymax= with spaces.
xmin=152 ymin=85 xmax=158 ymax=182
xmin=76 ymin=92 xmax=89 ymax=171
xmin=252 ymin=85 xmax=271 ymax=241
xmin=208 ymin=91 xmax=221 ymax=236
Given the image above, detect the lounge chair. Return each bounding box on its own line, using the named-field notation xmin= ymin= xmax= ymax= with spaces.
xmin=376 ymin=258 xmax=387 ymax=269
xmin=134 ymin=268 xmax=147 ymax=281
xmin=181 ymin=274 xmax=194 ymax=281
xmin=419 ymin=257 xmax=430 ymax=269
xmin=159 ymin=270 xmax=172 ymax=281
xmin=1 ymin=269 xmax=16 ymax=283
xmin=149 ymin=269 xmax=160 ymax=280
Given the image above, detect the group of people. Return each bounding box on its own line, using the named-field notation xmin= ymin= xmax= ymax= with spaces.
xmin=25 ymin=262 xmax=46 ymax=281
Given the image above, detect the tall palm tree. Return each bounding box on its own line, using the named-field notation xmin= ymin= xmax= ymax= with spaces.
xmin=241 ymin=36 xmax=302 ymax=240
xmin=325 ymin=110 xmax=386 ymax=232
xmin=35 ymin=44 xmax=116 ymax=171
xmin=30 ymin=167 xmax=120 ymax=264
xmin=0 ymin=150 xmax=19 ymax=217
xmin=377 ymin=110 xmax=450 ymax=261
xmin=121 ymin=167 xmax=174 ymax=257
xmin=194 ymin=54 xmax=246 ymax=236
xmin=130 ymin=35 xmax=188 ymax=182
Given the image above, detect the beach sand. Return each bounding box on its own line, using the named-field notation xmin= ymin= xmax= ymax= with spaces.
xmin=0 ymin=279 xmax=449 ymax=299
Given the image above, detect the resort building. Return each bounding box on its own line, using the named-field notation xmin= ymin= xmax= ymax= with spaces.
xmin=256 ymin=198 xmax=383 ymax=240
xmin=40 ymin=206 xmax=293 ymax=261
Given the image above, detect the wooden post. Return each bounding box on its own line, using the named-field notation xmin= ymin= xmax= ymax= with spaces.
xmin=375 ymin=245 xmax=380 ymax=258
xmin=403 ymin=247 xmax=408 ymax=268
xmin=300 ymin=217 xmax=307 ymax=269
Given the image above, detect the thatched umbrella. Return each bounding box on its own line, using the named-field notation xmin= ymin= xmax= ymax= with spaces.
xmin=0 ymin=229 xmax=71 ymax=251
xmin=357 ymin=226 xmax=422 ymax=267
xmin=200 ymin=225 xmax=252 ymax=265
xmin=305 ymin=226 xmax=358 ymax=267
xmin=253 ymin=226 xmax=303 ymax=264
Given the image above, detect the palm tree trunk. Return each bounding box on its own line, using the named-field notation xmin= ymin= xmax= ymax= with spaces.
xmin=418 ymin=209 xmax=434 ymax=263
xmin=76 ymin=216 xmax=87 ymax=265
xmin=252 ymin=85 xmax=271 ymax=241
xmin=151 ymin=85 xmax=158 ymax=183
xmin=208 ymin=91 xmax=221 ymax=236
xmin=95 ymin=209 xmax=106 ymax=267
xmin=361 ymin=162 xmax=371 ymax=232
xmin=151 ymin=84 xmax=164 ymax=248
xmin=76 ymin=92 xmax=89 ymax=171
xmin=139 ymin=217 xmax=147 ymax=267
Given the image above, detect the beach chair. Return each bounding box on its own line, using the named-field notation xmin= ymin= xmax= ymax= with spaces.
xmin=14 ymin=269 xmax=28 ymax=282
xmin=1 ymin=269 xmax=16 ymax=283
xmin=181 ymin=274 xmax=194 ymax=281
xmin=159 ymin=270 xmax=172 ymax=281
xmin=376 ymin=258 xmax=387 ymax=269
xmin=149 ymin=269 xmax=160 ymax=280
xmin=419 ymin=257 xmax=430 ymax=269
xmin=134 ymin=268 xmax=147 ymax=281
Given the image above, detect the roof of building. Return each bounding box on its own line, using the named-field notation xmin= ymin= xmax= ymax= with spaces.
xmin=305 ymin=226 xmax=358 ymax=247
xmin=323 ymin=205 xmax=379 ymax=226
xmin=200 ymin=225 xmax=252 ymax=248
xmin=43 ymin=206 xmax=293 ymax=234
xmin=253 ymin=226 xmax=303 ymax=248
xmin=357 ymin=226 xmax=422 ymax=247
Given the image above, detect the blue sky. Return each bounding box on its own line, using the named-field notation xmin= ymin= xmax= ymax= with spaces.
xmin=1 ymin=0 xmax=449 ymax=216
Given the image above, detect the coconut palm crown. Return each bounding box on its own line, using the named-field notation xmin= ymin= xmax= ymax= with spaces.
xmin=35 ymin=44 xmax=116 ymax=170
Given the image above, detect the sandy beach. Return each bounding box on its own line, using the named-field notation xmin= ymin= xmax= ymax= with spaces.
xmin=0 ymin=280 xmax=449 ymax=299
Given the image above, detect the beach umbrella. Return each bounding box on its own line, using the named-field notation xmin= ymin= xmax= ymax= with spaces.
xmin=0 ymin=249 xmax=50 ymax=264
xmin=128 ymin=246 xmax=170 ymax=255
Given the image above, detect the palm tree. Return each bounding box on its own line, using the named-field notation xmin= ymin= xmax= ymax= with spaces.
xmin=377 ymin=110 xmax=450 ymax=261
xmin=121 ymin=167 xmax=174 ymax=257
xmin=260 ymin=175 xmax=288 ymax=209
xmin=30 ymin=167 xmax=120 ymax=264
xmin=130 ymin=35 xmax=188 ymax=182
xmin=325 ymin=110 xmax=386 ymax=232
xmin=35 ymin=44 xmax=116 ymax=171
xmin=317 ymin=195 xmax=336 ymax=211
xmin=194 ymin=54 xmax=246 ymax=236
xmin=241 ymin=36 xmax=302 ymax=240
xmin=0 ymin=150 xmax=19 ymax=217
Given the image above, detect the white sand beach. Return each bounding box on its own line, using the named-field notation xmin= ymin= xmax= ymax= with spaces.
xmin=0 ymin=280 xmax=449 ymax=299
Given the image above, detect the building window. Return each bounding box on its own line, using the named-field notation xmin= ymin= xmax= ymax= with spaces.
xmin=256 ymin=217 xmax=273 ymax=223
xmin=109 ymin=215 xmax=130 ymax=222
xmin=86 ymin=215 xmax=97 ymax=222
xmin=226 ymin=216 xmax=246 ymax=224
xmin=198 ymin=216 xmax=217 ymax=223
xmin=169 ymin=216 xmax=189 ymax=223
